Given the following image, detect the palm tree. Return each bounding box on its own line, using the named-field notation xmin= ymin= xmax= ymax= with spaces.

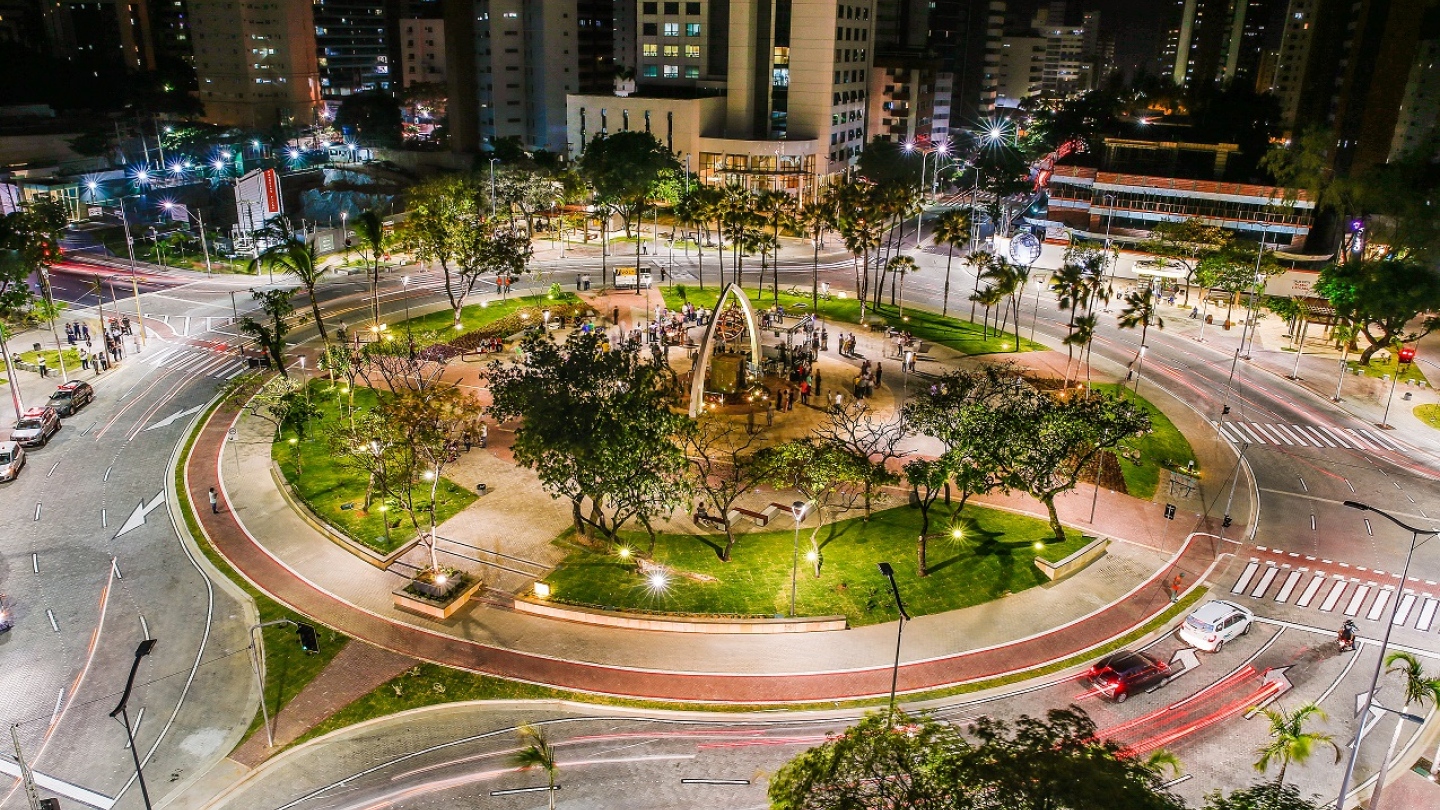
xmin=931 ymin=208 xmax=971 ymax=317
xmin=1117 ymin=282 xmax=1164 ymax=395
xmin=250 ymin=223 xmax=329 ymax=343
xmin=798 ymin=195 xmax=835 ymax=310
xmin=887 ymin=255 xmax=918 ymax=317
xmin=1370 ymin=652 xmax=1440 ymax=808
xmin=352 ymin=209 xmax=387 ymax=326
xmin=672 ymin=191 xmax=703 ymax=289
xmin=970 ymin=283 xmax=1005 ymax=338
xmin=1254 ymin=702 xmax=1339 ymax=785
xmin=510 ymin=724 xmax=559 ymax=810
xmin=978 ymin=255 xmax=1022 ymax=341
xmin=754 ymin=189 xmax=796 ymax=305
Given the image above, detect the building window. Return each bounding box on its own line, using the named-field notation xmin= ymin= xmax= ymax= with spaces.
xmin=642 ymin=1 xmax=656 ymax=11
xmin=663 ymin=22 xmax=679 ymax=36
xmin=643 ymin=43 xmax=657 ymax=56
xmin=685 ymin=22 xmax=701 ymax=36
xmin=664 ymin=1 xmax=678 ymax=13
xmin=642 ymin=64 xmax=658 ymax=77
xmin=685 ymin=44 xmax=699 ymax=58
xmin=664 ymin=64 xmax=679 ymax=77
xmin=663 ymin=44 xmax=679 ymax=57
xmin=686 ymin=1 xmax=700 ymax=13
xmin=685 ymin=66 xmax=699 ymax=78
xmin=643 ymin=22 xmax=656 ymax=35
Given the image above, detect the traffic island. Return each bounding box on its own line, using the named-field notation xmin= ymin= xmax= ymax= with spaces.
xmin=393 ymin=568 xmax=483 ymax=620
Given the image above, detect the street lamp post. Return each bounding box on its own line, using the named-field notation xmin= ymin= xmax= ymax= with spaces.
xmin=489 ymin=158 xmax=500 ymax=217
xmin=162 ymin=202 xmax=213 ymax=274
xmin=1030 ymin=276 xmax=1044 ymax=342
xmin=876 ymin=562 xmax=910 ymax=725
xmin=789 ymin=501 xmax=807 ymax=617
xmin=402 ymin=275 xmax=412 ymax=324
xmin=1335 ymin=502 xmax=1439 ymax=810
xmin=110 ymin=639 xmax=158 ymax=810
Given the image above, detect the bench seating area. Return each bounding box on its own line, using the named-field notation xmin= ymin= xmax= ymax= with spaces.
xmin=733 ymin=502 xmax=781 ymax=527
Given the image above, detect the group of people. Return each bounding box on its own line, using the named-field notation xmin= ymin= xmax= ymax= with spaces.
xmin=54 ymin=318 xmax=125 ymax=376
xmin=852 ymin=358 xmax=882 ymax=401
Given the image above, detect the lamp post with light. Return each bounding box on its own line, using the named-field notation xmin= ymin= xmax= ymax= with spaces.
xmin=789 ymin=501 xmax=808 ymax=617
xmin=161 ymin=201 xmax=214 ymax=274
xmin=876 ymin=562 xmax=910 ymax=725
xmin=111 ymin=639 xmax=158 ymax=810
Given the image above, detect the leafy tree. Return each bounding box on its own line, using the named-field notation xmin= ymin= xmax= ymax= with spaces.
xmin=494 ymin=164 xmax=564 ymax=235
xmin=1317 ymin=257 xmax=1440 ymax=365
xmin=1253 ymin=702 xmax=1339 ymax=784
xmin=873 ymin=183 xmax=921 ymax=308
xmin=1117 ymin=284 xmax=1164 ymax=393
xmin=903 ymin=455 xmax=955 ymax=576
xmin=886 ymin=255 xmax=918 ymax=315
xmin=1203 ymin=781 xmax=1322 ymax=810
xmin=485 ymin=330 xmax=690 ymax=547
xmin=250 ymin=224 xmax=329 ymax=342
xmin=1137 ymin=219 xmax=1231 ymax=304
xmin=671 ymin=187 xmax=710 ymax=288
xmin=510 ymin=725 xmax=559 ymax=810
xmin=1369 ymin=652 xmax=1440 ymax=807
xmin=769 ymin=711 xmax=963 ymax=810
xmin=334 ymin=91 xmax=403 ymax=148
xmin=578 ymin=131 xmax=679 ymax=280
xmin=830 ymin=180 xmax=886 ymax=322
xmin=814 ymin=403 xmax=907 ymax=518
xmin=931 ymin=208 xmax=972 ymax=316
xmin=239 ymin=288 xmax=296 ymax=376
xmin=394 ymin=175 xmax=476 ymax=325
xmin=994 ymin=389 xmax=1150 ymax=544
xmin=1051 ymin=243 xmax=1112 ymax=385
xmin=683 ymin=419 xmax=777 ymax=562
xmin=761 ymin=438 xmax=869 ymax=549
xmin=1196 ymin=241 xmax=1280 ymax=329
xmin=352 ymin=210 xmax=388 ymax=325
xmin=754 ymin=189 xmax=797 ymax=304
xmin=796 ymin=194 xmax=836 ymax=309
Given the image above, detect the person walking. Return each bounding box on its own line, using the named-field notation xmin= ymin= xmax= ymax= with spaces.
xmin=765 ymin=399 xmax=775 ymax=427
xmin=1169 ymin=573 xmax=1185 ymax=603
xmin=833 ymin=391 xmax=844 ymax=411
xmin=37 ymin=357 xmax=47 ymax=378
xmin=799 ymin=380 xmax=810 ymax=406
xmin=209 ymin=487 xmax=220 ymax=514
xmin=79 ymin=348 xmax=89 ymax=370
xmin=874 ymin=362 xmax=883 ymax=387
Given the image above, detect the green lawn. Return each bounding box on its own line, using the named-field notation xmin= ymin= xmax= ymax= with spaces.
xmin=393 ymin=291 xmax=584 ymax=338
xmin=1353 ymin=355 xmax=1428 ymax=385
xmin=662 ymin=286 xmax=1043 ymax=356
xmin=542 ymin=503 xmax=1086 ymax=626
xmin=18 ymin=346 xmax=83 ymax=371
xmin=1092 ymin=383 xmax=1198 ymax=500
xmin=1415 ymin=404 xmax=1440 ymax=430
xmin=274 ymin=383 xmax=477 ymax=555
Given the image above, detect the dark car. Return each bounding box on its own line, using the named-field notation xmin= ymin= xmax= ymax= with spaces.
xmin=1085 ymin=649 xmax=1171 ymax=703
xmin=47 ymin=380 xmax=95 ymax=416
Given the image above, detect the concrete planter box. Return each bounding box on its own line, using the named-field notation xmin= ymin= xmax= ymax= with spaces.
xmin=514 ymin=596 xmax=848 ymax=634
xmin=392 ymin=574 xmax=483 ymax=620
xmin=1035 ymin=535 xmax=1108 ymax=581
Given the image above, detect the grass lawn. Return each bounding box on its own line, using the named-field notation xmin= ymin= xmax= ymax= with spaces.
xmin=274 ymin=382 xmax=477 ymax=555
xmin=176 ymin=397 xmax=349 ymax=750
xmin=662 ymin=286 xmax=1043 ymax=356
xmin=1353 ymin=355 xmax=1428 ymax=386
xmin=1415 ymin=404 xmax=1440 ymax=430
xmin=393 ymin=291 xmax=583 ymax=338
xmin=18 ymin=346 xmax=83 ymax=371
xmin=1091 ymin=383 xmax=1198 ymax=500
xmin=542 ymin=503 xmax=1086 ymax=626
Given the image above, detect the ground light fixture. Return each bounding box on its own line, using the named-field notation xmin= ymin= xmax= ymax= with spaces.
xmin=1335 ymin=500 xmax=1440 ymax=810
xmin=876 ymin=563 xmax=910 ymax=725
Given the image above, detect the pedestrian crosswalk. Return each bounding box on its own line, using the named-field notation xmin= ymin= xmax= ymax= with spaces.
xmin=1230 ymin=554 xmax=1440 ymax=633
xmin=141 ymin=346 xmax=250 ymax=380
xmin=1212 ymin=419 xmax=1406 ymax=453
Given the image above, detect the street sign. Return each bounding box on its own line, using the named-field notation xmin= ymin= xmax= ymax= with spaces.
xmin=87 ymin=206 xmax=104 ymax=218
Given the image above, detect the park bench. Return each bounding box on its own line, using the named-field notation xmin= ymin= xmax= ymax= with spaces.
xmin=694 ymin=507 xmax=740 ymax=530
xmin=734 ymin=503 xmax=782 ymax=527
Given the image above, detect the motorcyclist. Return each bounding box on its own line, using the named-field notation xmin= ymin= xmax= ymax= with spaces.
xmin=1339 ymin=619 xmax=1358 ymax=652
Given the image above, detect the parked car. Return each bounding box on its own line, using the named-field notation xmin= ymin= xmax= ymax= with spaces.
xmin=47 ymin=380 xmax=94 ymax=416
xmin=1085 ymin=649 xmax=1172 ymax=703
xmin=1178 ymin=599 xmax=1255 ymax=652
xmin=10 ymin=406 xmax=60 ymax=447
xmin=0 ymin=441 xmax=25 ymax=482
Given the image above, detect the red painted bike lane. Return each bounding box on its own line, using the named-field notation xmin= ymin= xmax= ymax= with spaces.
xmin=186 ymin=401 xmax=1225 ymax=703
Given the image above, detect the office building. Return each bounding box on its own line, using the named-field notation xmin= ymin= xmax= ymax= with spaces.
xmin=868 ymin=54 xmax=942 ymax=144
xmin=995 ymin=3 xmax=1097 ymax=107
xmin=399 ymin=18 xmax=444 ymax=86
xmin=189 ymin=0 xmax=323 ymax=127
xmin=928 ymin=0 xmax=1005 ymax=124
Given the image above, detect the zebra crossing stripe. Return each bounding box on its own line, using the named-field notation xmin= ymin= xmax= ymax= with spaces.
xmin=1232 ymin=560 xmax=1260 ymax=594
xmin=1318 ymin=426 xmax=1354 ymax=449
xmin=1297 ymin=425 xmax=1336 ymax=447
xmin=1275 ymin=571 xmax=1302 ymax=602
xmin=1393 ymin=592 xmax=1417 ymax=625
xmin=1215 ymin=422 xmax=1245 ymax=444
xmin=1344 ymin=428 xmax=1378 ymax=450
xmin=1252 ymin=565 xmax=1279 ymax=598
xmin=146 ymin=348 xmax=179 ymax=366
xmin=1417 ymin=598 xmax=1438 ymax=631
xmin=1360 ymin=429 xmax=1405 ymax=452
xmin=1365 ymin=588 xmax=1392 ymax=621
xmin=1273 ymin=424 xmax=1307 ymax=446
xmin=1237 ymin=423 xmax=1267 ymax=444
xmin=1295 ymin=574 xmax=1325 ymax=607
xmin=1343 ymin=584 xmax=1371 ymax=616
xmin=1249 ymin=423 xmax=1284 ymax=444
xmin=1319 ymin=578 xmax=1348 ymax=612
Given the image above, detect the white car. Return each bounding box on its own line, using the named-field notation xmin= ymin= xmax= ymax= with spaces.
xmin=1178 ymin=599 xmax=1255 ymax=652
xmin=0 ymin=441 xmax=25 ymax=482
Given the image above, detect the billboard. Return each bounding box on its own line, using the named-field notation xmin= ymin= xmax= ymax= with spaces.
xmin=235 ymin=168 xmax=284 ymax=236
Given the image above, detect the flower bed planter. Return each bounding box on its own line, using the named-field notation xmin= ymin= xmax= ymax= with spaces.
xmin=392 ymin=571 xmax=483 ymax=620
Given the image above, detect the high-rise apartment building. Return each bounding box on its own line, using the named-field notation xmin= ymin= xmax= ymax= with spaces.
xmin=927 ymin=0 xmax=1004 ymax=124
xmin=1165 ymin=0 xmax=1272 ymax=89
xmin=995 ymin=3 xmax=1096 ymax=107
xmin=313 ymin=0 xmax=390 ymax=98
xmin=399 ymin=18 xmax=444 ymax=86
xmin=189 ymin=0 xmax=323 ymax=127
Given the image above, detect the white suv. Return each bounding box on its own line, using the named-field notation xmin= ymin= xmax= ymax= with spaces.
xmin=0 ymin=441 xmax=24 ymax=482
xmin=1179 ymin=599 xmax=1255 ymax=652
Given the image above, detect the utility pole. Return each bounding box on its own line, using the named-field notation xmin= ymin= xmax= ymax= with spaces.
xmin=11 ymin=724 xmax=42 ymax=810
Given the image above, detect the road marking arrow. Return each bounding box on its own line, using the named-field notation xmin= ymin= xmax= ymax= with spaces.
xmin=114 ymin=491 xmax=166 ymax=538
xmin=143 ymin=403 xmax=205 ymax=432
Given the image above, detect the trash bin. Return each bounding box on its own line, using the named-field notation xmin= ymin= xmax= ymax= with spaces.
xmin=32 ymin=343 xmax=41 ymax=352
xmin=476 ymin=483 xmax=488 ymax=495
xmin=1404 ymin=392 xmax=1413 ymax=401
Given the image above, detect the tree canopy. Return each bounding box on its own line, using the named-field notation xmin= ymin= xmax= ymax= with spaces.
xmin=335 ymin=91 xmax=404 ymax=148
xmin=1316 ymin=257 xmax=1440 ymax=364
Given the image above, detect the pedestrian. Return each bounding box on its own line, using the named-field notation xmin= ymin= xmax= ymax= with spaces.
xmin=833 ymin=391 xmax=844 ymax=411
xmin=209 ymin=487 xmax=220 ymax=514
xmin=1170 ymin=573 xmax=1184 ymax=603
xmin=747 ymin=406 xmax=756 ymax=435
xmin=82 ymin=324 xmax=91 ymax=342
xmin=821 ymin=328 xmax=829 ymax=351
xmin=79 ymin=348 xmax=89 ymax=370
xmin=65 ymin=323 xmax=75 ymax=345
xmin=122 ymin=316 xmax=131 ymax=335
xmin=463 ymin=430 xmax=472 ymax=452
xmin=612 ymin=306 xmax=621 ymax=326
xmin=875 ymin=362 xmax=883 ymax=387
xmin=814 ymin=369 xmax=823 ymax=396
xmin=37 ymin=357 xmax=47 ymax=378
xmin=799 ymin=380 xmax=810 ymax=406
xmin=765 ymin=399 xmax=775 ymax=427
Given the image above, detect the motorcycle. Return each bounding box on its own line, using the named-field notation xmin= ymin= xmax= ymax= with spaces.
xmin=1338 ymin=619 xmax=1358 ymax=652
xmin=0 ymin=595 xmax=12 ymax=633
